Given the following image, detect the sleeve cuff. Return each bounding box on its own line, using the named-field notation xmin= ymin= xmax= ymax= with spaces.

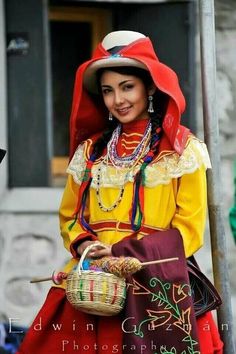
xmin=70 ymin=233 xmax=98 ymax=258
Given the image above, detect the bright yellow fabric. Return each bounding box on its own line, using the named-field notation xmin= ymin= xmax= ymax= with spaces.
xmin=57 ymin=137 xmax=208 ymax=288
xmin=59 ymin=175 xmax=89 ymax=253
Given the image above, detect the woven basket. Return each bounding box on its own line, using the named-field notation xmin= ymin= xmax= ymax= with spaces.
xmin=66 ymin=243 xmax=126 ymax=316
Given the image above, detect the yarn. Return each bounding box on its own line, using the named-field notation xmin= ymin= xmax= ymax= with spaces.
xmin=90 ymin=256 xmax=142 ymax=277
xmin=82 ymin=259 xmax=91 ymax=270
xmin=30 ymin=256 xmax=178 ymax=284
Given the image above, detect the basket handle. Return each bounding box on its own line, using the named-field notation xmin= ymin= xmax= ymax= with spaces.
xmin=76 ymin=242 xmax=107 ymax=275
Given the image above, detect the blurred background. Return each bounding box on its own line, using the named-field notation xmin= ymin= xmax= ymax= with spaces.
xmin=0 ymin=0 xmax=235 ymax=352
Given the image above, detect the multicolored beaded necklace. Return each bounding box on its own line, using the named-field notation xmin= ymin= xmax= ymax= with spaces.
xmin=107 ymin=121 xmax=152 ymax=169
xmin=95 ymin=120 xmax=152 ymax=212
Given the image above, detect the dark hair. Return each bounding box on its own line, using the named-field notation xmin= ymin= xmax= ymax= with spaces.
xmin=92 ymin=66 xmax=169 ymax=159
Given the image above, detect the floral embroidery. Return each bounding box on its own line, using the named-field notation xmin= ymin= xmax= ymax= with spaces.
xmin=129 ymin=277 xmax=200 ymax=354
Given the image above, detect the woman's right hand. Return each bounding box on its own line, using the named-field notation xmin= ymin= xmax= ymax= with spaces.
xmin=77 ymin=240 xmax=112 ymax=258
xmin=77 ymin=240 xmax=98 ymax=257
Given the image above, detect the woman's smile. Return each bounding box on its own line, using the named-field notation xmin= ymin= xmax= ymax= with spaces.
xmin=116 ymin=106 xmax=132 ymax=116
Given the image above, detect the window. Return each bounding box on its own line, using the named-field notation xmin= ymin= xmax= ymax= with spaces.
xmin=49 ymin=7 xmax=111 ymax=186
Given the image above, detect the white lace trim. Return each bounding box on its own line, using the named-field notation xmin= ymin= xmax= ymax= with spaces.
xmin=67 ymin=137 xmax=211 ymax=188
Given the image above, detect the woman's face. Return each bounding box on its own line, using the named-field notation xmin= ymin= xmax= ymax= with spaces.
xmin=100 ymin=70 xmax=152 ymax=124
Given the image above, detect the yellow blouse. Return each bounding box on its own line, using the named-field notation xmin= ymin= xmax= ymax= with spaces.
xmin=58 ymin=134 xmax=211 ymax=288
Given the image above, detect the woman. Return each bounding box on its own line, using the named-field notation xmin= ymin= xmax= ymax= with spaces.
xmin=17 ymin=30 xmax=223 ymax=354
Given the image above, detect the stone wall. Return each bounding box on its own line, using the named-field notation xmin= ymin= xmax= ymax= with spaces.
xmin=0 ymin=214 xmax=69 ymax=327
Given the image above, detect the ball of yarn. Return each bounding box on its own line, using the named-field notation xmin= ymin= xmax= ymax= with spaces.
xmin=82 ymin=259 xmax=91 ymax=270
xmin=90 ymin=256 xmax=142 ymax=277
xmin=89 ymin=265 xmax=103 ymax=272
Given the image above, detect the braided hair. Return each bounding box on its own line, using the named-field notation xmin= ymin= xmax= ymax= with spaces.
xmin=131 ymin=87 xmax=168 ymax=231
xmin=70 ymin=66 xmax=168 ymax=233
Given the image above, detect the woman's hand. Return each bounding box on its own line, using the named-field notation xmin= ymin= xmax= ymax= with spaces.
xmin=77 ymin=240 xmax=112 ymax=258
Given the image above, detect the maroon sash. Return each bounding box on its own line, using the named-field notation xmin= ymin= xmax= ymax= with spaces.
xmin=112 ymin=229 xmax=200 ymax=354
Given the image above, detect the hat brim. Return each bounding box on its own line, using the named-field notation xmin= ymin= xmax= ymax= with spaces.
xmin=83 ymin=57 xmax=148 ymax=94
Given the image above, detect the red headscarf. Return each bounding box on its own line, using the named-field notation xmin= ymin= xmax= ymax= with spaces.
xmin=69 ymin=33 xmax=190 ymax=159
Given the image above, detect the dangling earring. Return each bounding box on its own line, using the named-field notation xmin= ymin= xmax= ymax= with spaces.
xmin=148 ymin=95 xmax=154 ymax=113
xmin=109 ymin=112 xmax=113 ymax=121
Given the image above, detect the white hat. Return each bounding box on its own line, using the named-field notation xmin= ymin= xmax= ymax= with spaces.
xmin=83 ymin=30 xmax=148 ymax=93
xmin=102 ymin=30 xmax=146 ymax=49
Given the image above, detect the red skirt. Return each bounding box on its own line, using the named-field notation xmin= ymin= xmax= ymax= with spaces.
xmin=17 ymin=287 xmax=223 ymax=354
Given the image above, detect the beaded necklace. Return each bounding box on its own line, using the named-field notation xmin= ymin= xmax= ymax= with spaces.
xmin=95 ymin=120 xmax=151 ymax=212
xmin=107 ymin=121 xmax=152 ymax=169
xmin=95 ymin=164 xmax=125 ymax=212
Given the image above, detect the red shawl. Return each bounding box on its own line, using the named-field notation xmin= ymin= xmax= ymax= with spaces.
xmin=112 ymin=229 xmax=200 ymax=354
